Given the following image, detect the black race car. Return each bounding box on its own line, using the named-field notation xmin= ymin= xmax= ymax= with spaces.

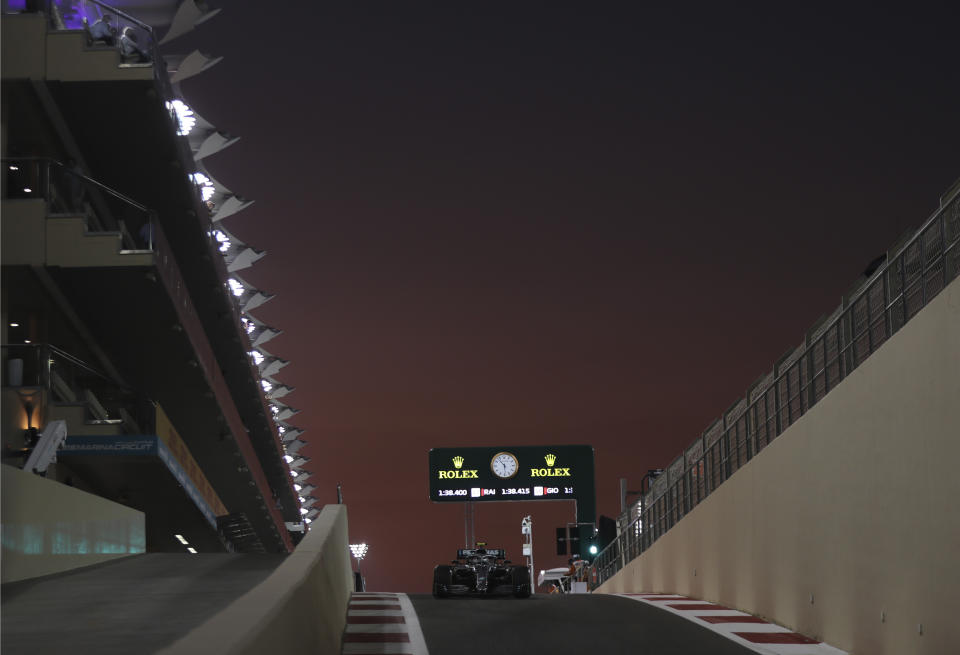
xmin=433 ymin=544 xmax=531 ymax=598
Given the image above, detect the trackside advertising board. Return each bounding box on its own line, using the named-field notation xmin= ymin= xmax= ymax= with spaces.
xmin=429 ymin=445 xmax=594 ymax=505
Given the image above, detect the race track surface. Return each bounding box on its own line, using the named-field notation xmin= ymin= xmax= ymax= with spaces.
xmin=1 ymin=553 xmax=285 ymax=655
xmin=409 ymin=593 xmax=759 ymax=654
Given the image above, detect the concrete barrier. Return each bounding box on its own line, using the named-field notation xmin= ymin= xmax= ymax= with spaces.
xmin=596 ymin=277 xmax=960 ymax=655
xmin=157 ymin=504 xmax=353 ymax=655
xmin=1 ymin=464 xmax=145 ymax=583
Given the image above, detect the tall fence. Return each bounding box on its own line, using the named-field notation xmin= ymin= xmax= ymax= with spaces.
xmin=590 ymin=183 xmax=960 ymax=587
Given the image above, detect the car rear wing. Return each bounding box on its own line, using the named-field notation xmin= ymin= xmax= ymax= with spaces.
xmin=458 ymin=548 xmax=506 ymax=559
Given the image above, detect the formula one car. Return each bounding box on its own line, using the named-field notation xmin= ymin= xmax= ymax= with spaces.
xmin=433 ymin=543 xmax=531 ymax=598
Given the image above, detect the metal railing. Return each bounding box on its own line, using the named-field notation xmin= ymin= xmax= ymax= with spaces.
xmin=3 ymin=157 xmax=158 ymax=250
xmin=590 ymin=185 xmax=960 ymax=588
xmin=42 ymin=0 xmax=157 ymax=65
xmin=2 ymin=343 xmax=155 ymax=432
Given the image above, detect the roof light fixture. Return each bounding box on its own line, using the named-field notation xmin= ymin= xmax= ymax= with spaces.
xmin=167 ymin=99 xmax=197 ymax=135
xmin=228 ymin=278 xmax=245 ymax=297
xmin=190 ymin=171 xmax=215 ymax=201
xmin=213 ymin=229 xmax=231 ymax=253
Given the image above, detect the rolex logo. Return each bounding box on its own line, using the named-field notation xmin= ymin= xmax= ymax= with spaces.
xmin=544 ymin=453 xmax=556 ymax=466
xmin=453 ymin=456 xmax=464 ymax=469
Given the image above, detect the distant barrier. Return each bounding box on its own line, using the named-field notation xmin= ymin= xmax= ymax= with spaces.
xmin=157 ymin=504 xmax=352 ymax=655
xmin=591 ymin=182 xmax=960 ymax=587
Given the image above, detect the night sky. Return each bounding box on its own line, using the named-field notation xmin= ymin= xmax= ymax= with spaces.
xmin=178 ymin=3 xmax=959 ymax=591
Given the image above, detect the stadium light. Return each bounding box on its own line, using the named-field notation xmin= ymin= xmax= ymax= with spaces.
xmin=350 ymin=543 xmax=369 ymax=561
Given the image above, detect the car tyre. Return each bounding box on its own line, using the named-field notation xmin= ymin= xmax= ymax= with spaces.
xmin=511 ymin=565 xmax=531 ymax=598
xmin=433 ymin=565 xmax=453 ymax=598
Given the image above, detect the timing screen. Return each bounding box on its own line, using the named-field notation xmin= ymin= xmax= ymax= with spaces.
xmin=429 ymin=445 xmax=593 ymax=503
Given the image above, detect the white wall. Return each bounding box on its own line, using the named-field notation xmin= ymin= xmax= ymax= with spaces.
xmin=157 ymin=504 xmax=353 ymax=655
xmin=1 ymin=464 xmax=145 ymax=583
xmin=597 ymin=277 xmax=960 ymax=655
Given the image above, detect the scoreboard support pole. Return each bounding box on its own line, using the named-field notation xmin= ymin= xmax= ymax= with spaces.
xmin=463 ymin=501 xmax=475 ymax=548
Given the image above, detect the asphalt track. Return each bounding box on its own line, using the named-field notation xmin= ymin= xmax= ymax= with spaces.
xmin=409 ymin=593 xmax=758 ymax=655
xmin=0 ymin=553 xmax=285 ymax=655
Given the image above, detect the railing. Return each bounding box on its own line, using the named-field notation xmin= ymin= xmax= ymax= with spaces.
xmin=2 ymin=343 xmax=155 ymax=432
xmin=3 ymin=157 xmax=157 ymax=250
xmin=590 ymin=184 xmax=960 ymax=588
xmin=43 ymin=0 xmax=157 ymax=65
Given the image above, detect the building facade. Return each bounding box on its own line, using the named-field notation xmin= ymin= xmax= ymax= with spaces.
xmin=1 ymin=1 xmax=313 ymax=563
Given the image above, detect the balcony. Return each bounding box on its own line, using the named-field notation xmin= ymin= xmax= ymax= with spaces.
xmin=1 ymin=343 xmax=244 ymax=552
xmin=2 ymin=160 xmax=294 ymax=552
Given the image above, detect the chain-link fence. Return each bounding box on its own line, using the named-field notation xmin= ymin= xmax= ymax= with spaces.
xmin=591 ymin=184 xmax=960 ymax=588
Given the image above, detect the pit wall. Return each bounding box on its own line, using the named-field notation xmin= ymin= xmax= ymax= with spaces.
xmin=597 ymin=277 xmax=960 ymax=655
xmin=1 ymin=464 xmax=145 ymax=583
xmin=157 ymin=504 xmax=353 ymax=655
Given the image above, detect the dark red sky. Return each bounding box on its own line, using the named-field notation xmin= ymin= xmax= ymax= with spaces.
xmin=179 ymin=3 xmax=960 ymax=591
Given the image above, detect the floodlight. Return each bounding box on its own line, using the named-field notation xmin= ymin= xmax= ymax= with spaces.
xmin=350 ymin=543 xmax=369 ymax=560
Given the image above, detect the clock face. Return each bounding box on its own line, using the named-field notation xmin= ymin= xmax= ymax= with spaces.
xmin=490 ymin=452 xmax=519 ymax=479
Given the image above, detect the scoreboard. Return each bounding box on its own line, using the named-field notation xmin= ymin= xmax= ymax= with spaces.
xmin=428 ymin=445 xmax=594 ymax=504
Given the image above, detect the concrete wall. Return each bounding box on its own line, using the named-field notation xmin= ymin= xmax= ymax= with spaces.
xmin=2 ymin=203 xmax=154 ymax=267
xmin=46 ymin=217 xmax=153 ymax=267
xmin=46 ymin=30 xmax=153 ymax=82
xmin=1 ymin=464 xmax=145 ymax=583
xmin=157 ymin=504 xmax=353 ymax=655
xmin=1 ymin=14 xmax=46 ymax=79
xmin=596 ymin=277 xmax=960 ymax=655
xmin=1 ymin=200 xmax=47 ymax=266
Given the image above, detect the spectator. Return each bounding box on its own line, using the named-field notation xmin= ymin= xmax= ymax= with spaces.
xmin=120 ymin=27 xmax=150 ymax=63
xmin=89 ymin=14 xmax=117 ymax=46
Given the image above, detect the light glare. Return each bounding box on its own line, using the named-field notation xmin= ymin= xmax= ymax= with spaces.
xmin=228 ymin=278 xmax=245 ymax=297
xmin=190 ymin=172 xmax=215 ymax=201
xmin=166 ymin=99 xmax=196 ymax=135
xmin=214 ymin=230 xmax=231 ymax=253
